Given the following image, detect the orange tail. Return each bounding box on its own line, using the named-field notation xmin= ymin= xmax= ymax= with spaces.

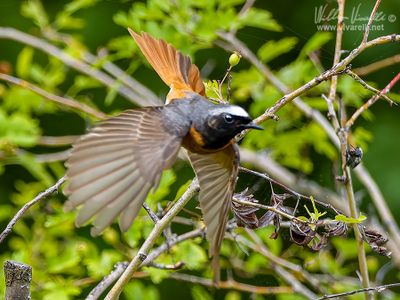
xmin=128 ymin=28 xmax=205 ymax=102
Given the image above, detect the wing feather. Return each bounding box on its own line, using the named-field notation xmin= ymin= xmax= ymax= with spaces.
xmin=65 ymin=108 xmax=188 ymax=235
xmin=188 ymin=144 xmax=239 ymax=283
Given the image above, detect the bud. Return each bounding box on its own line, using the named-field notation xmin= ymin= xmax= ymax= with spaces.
xmin=229 ymin=51 xmax=241 ymax=67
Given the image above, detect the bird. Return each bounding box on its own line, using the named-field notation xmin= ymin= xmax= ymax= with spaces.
xmin=64 ymin=29 xmax=262 ymax=282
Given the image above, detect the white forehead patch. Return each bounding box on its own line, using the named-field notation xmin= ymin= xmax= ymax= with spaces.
xmin=210 ymin=106 xmax=249 ymax=118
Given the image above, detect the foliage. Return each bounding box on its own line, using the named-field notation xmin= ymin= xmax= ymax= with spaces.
xmin=1 ymin=0 xmax=400 ymax=299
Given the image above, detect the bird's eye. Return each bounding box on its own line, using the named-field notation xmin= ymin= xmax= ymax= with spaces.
xmin=224 ymin=114 xmax=234 ymax=124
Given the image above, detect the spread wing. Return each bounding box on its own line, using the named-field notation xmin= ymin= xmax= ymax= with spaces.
xmin=188 ymin=144 xmax=239 ymax=283
xmin=128 ymin=29 xmax=205 ymax=102
xmin=64 ymin=108 xmax=189 ymax=235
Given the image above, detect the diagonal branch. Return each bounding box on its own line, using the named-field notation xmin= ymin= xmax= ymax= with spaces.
xmin=346 ymin=71 xmax=400 ymax=129
xmin=104 ymin=179 xmax=199 ymax=300
xmin=0 ymin=27 xmax=160 ymax=107
xmin=317 ymin=282 xmax=400 ymax=300
xmin=0 ymin=73 xmax=107 ymax=120
xmin=0 ymin=177 xmax=65 ymax=244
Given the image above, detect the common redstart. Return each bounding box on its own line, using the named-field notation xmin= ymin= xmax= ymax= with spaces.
xmin=64 ymin=30 xmax=262 ymax=282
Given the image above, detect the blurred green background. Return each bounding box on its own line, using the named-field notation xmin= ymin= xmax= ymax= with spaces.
xmin=0 ymin=0 xmax=400 ymax=299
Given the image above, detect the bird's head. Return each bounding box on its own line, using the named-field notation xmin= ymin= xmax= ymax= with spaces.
xmin=199 ymin=105 xmax=262 ymax=149
xmin=207 ymin=105 xmax=262 ymax=133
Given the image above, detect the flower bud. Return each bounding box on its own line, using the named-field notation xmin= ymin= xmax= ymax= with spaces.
xmin=229 ymin=51 xmax=241 ymax=67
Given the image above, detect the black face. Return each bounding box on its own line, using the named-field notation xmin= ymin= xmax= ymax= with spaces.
xmin=200 ymin=112 xmax=262 ymax=150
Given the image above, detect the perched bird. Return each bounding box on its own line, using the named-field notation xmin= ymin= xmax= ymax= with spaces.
xmin=64 ymin=29 xmax=262 ymax=281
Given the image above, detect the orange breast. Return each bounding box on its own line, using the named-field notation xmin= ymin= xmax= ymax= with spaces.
xmin=182 ymin=126 xmax=233 ymax=154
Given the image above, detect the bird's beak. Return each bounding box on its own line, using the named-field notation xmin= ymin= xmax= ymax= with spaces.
xmin=244 ymin=121 xmax=263 ymax=130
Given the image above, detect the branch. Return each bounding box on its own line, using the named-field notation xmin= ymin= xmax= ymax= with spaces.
xmin=354 ymin=165 xmax=400 ymax=262
xmin=354 ymin=54 xmax=400 ymax=75
xmin=217 ymin=31 xmax=400 ymax=128
xmin=345 ymin=70 xmax=395 ymax=105
xmin=0 ymin=177 xmax=65 ymax=244
xmin=104 ymin=179 xmax=199 ymax=300
xmin=4 ymin=260 xmax=32 ymax=300
xmin=232 ymin=231 xmax=321 ymax=297
xmin=87 ymin=228 xmax=205 ymax=299
xmin=326 ymin=0 xmax=345 ymax=130
xmin=144 ymin=272 xmax=294 ymax=295
xmin=85 ymin=262 xmax=128 ymax=300
xmin=41 ymin=27 xmax=161 ymax=106
xmin=238 ymin=166 xmax=341 ymax=215
xmin=317 ymin=282 xmax=400 ymax=300
xmin=362 ymin=0 xmax=382 ymax=44
xmin=0 ymin=27 xmax=160 ymax=107
xmin=0 ymin=73 xmax=107 ymax=120
xmin=346 ymin=71 xmax=400 ymax=128
xmin=38 ymin=135 xmax=80 ymax=147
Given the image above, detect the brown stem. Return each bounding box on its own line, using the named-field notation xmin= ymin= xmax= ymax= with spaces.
xmin=0 ymin=73 xmax=107 ymax=120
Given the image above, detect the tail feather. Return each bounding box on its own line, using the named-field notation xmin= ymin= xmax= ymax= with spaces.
xmin=212 ymin=254 xmax=221 ymax=286
xmin=128 ymin=29 xmax=205 ymax=101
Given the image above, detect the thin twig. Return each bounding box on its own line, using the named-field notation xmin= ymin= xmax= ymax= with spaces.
xmin=38 ymin=135 xmax=80 ymax=147
xmin=317 ymin=282 xmax=400 ymax=300
xmin=354 ymin=54 xmax=400 ymax=75
xmin=232 ymin=197 xmax=305 ymax=223
xmin=148 ymin=261 xmax=185 ymax=270
xmin=239 ymin=167 xmax=341 ymax=215
xmin=0 ymin=73 xmax=107 ymax=120
xmin=327 ymin=0 xmax=345 ymax=130
xmin=354 ymin=165 xmax=400 ymax=262
xmin=148 ymin=272 xmax=294 ymax=295
xmin=105 ymin=179 xmax=199 ymax=300
xmin=142 ymin=203 xmax=160 ymax=223
xmin=0 ymin=177 xmax=65 ymax=243
xmin=86 ymin=262 xmax=128 ymax=300
xmin=362 ymin=0 xmax=382 ymax=44
xmin=345 ymin=70 xmax=395 ymax=105
xmin=239 ymin=149 xmax=346 ymax=212
xmin=87 ymin=228 xmax=205 ymax=299
xmin=246 ymin=229 xmax=321 ymax=297
xmin=142 ymin=228 xmax=205 ymax=266
xmin=217 ymin=31 xmax=400 ymax=127
xmin=0 ymin=27 xmax=158 ymax=107
xmin=346 ymin=71 xmax=400 ymax=128
xmin=228 ymin=233 xmax=319 ymax=298
xmin=41 ymin=27 xmax=161 ymax=106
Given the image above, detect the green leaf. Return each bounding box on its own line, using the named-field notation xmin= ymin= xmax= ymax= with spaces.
xmin=304 ymin=196 xmax=327 ymax=222
xmin=257 ymin=37 xmax=298 ymax=63
xmin=335 ymin=214 xmax=367 ymax=224
xmin=238 ymin=8 xmax=282 ymax=31
xmin=18 ymin=154 xmax=54 ymax=186
xmin=123 ymin=281 xmax=160 ymax=300
xmin=16 ymin=47 xmax=34 ymax=78
xmin=174 ymin=179 xmax=192 ymax=201
xmin=298 ymin=32 xmax=332 ymax=59
xmin=21 ymin=0 xmax=49 ymax=29
xmin=225 ymin=291 xmax=241 ymax=300
xmin=3 ymin=86 xmax=56 ymax=114
xmin=146 ymin=267 xmax=169 ymax=284
xmin=191 ymin=286 xmax=213 ymax=300
xmin=174 ymin=240 xmax=207 ymax=270
xmin=0 ymin=110 xmax=40 ymax=147
xmin=147 ymin=169 xmax=176 ymax=207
